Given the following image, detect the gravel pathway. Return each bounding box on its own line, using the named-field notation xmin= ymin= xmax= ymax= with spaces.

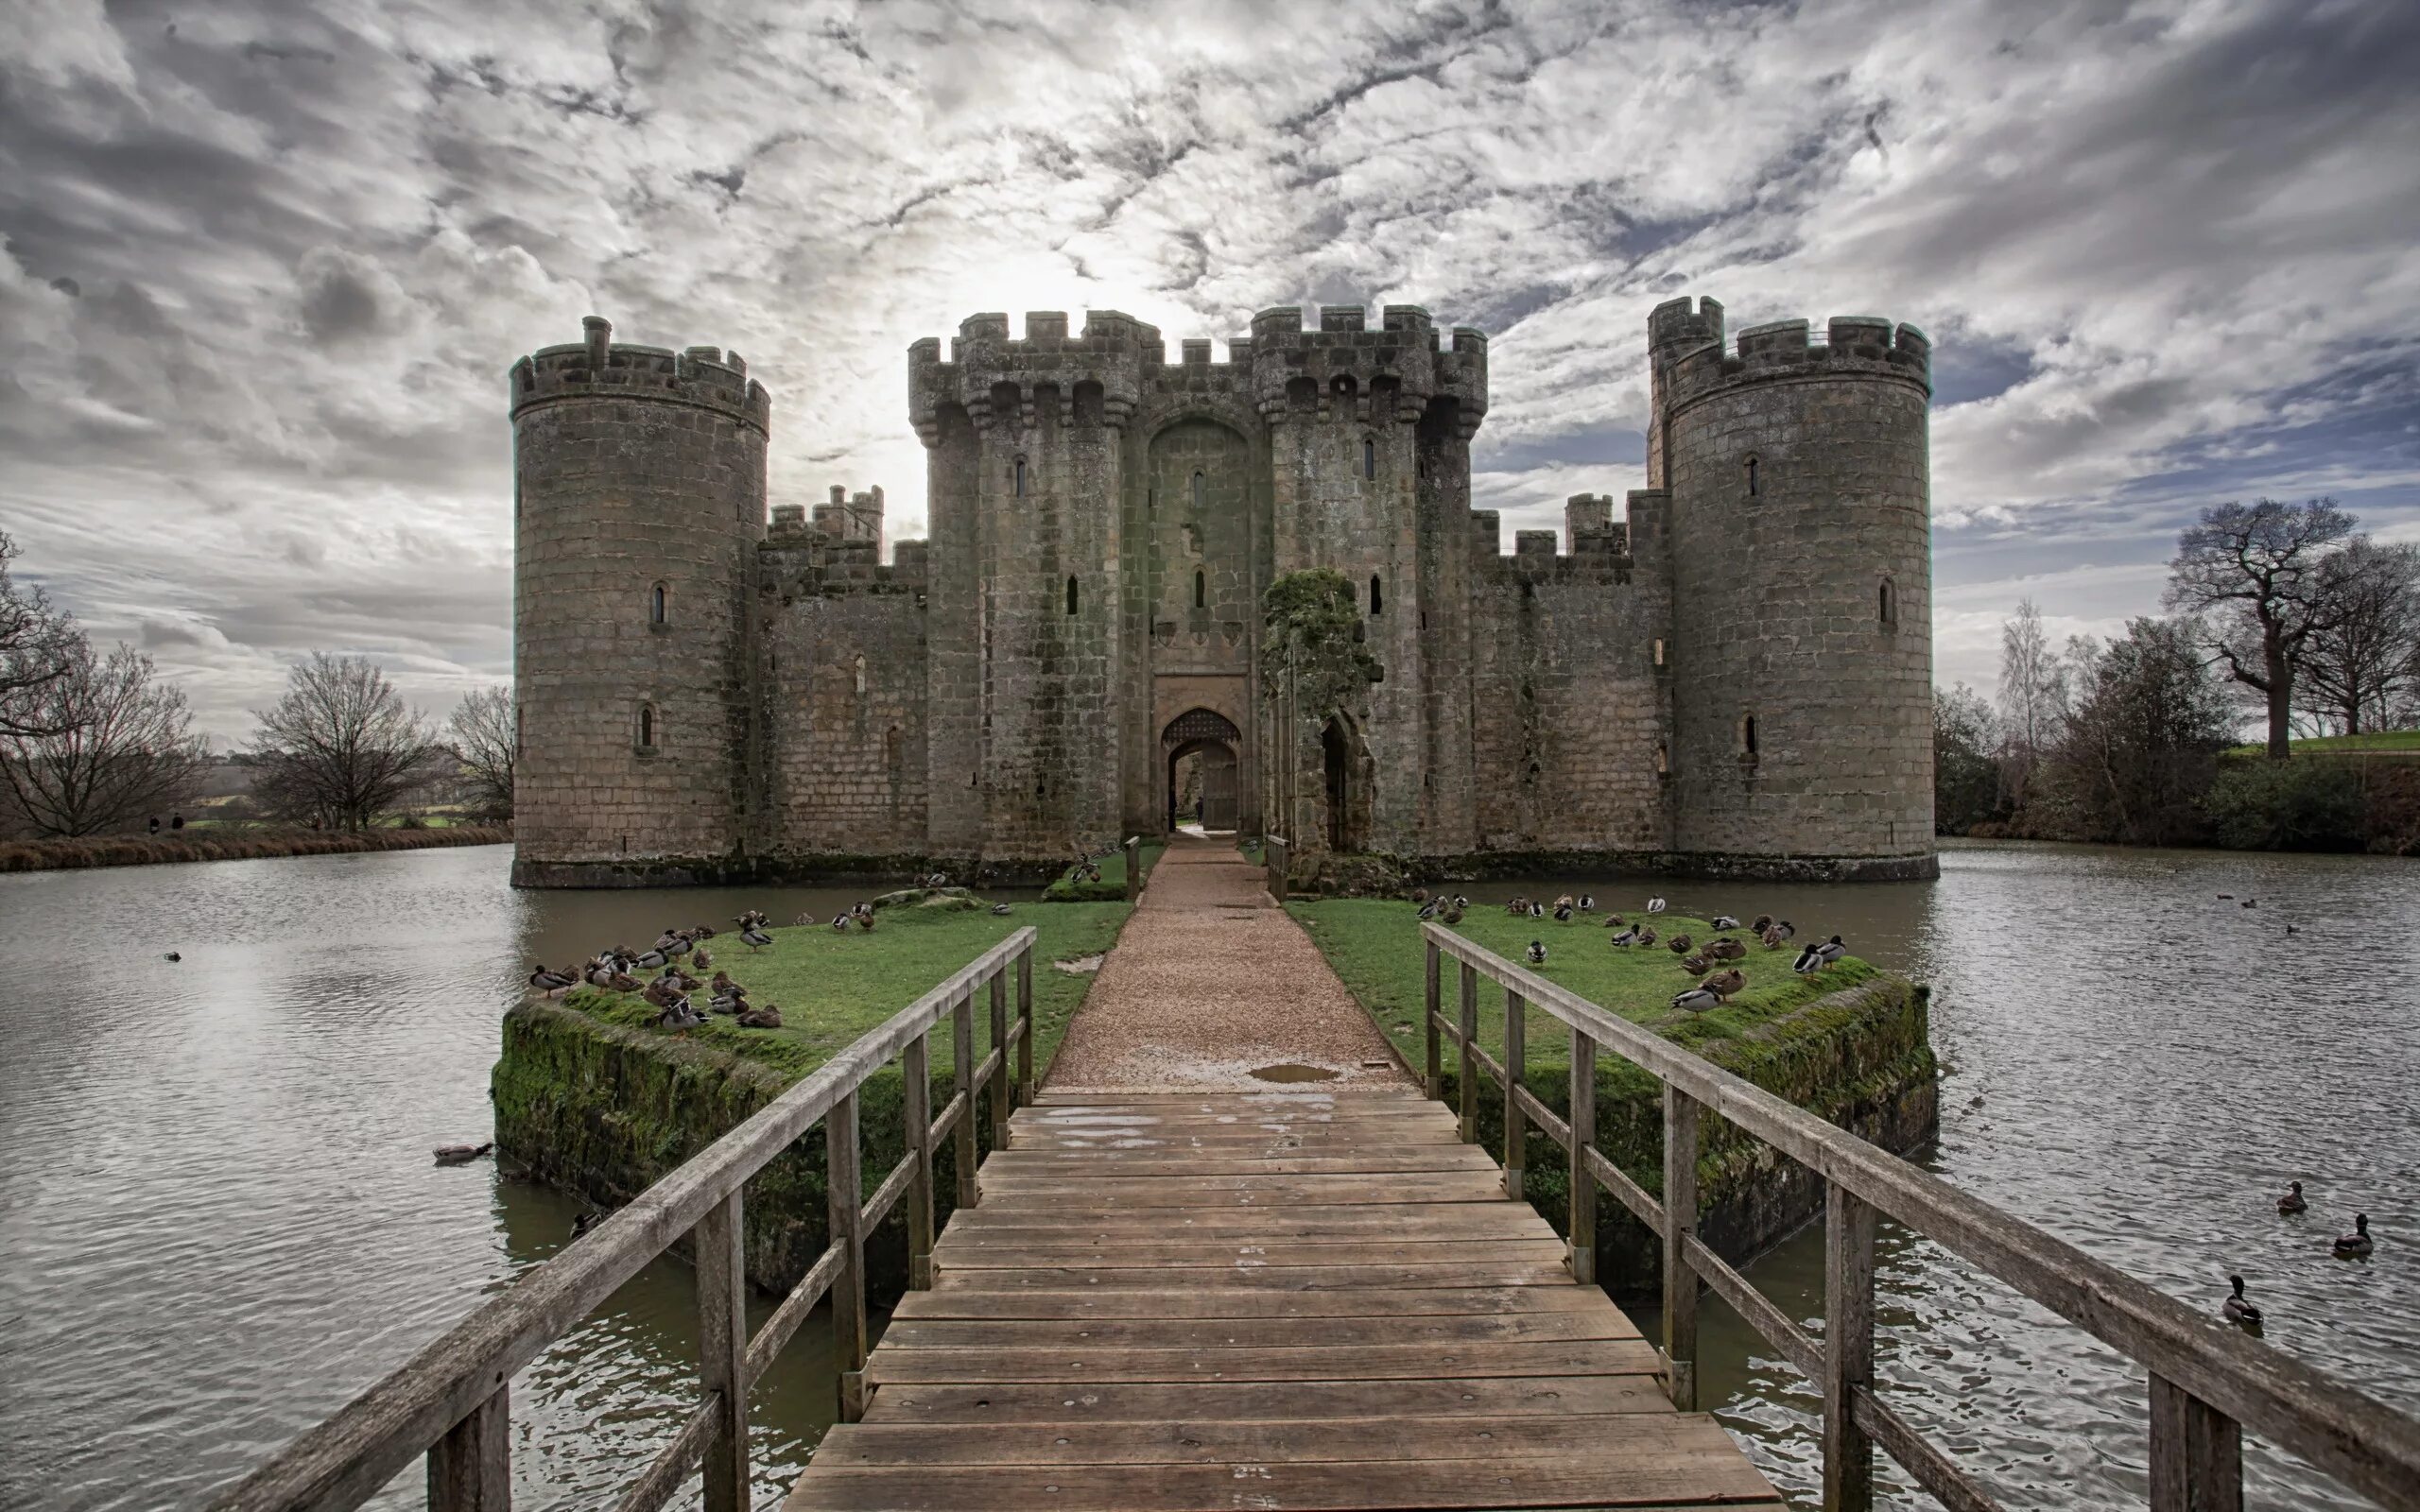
xmin=1045 ymin=837 xmax=1410 ymax=1091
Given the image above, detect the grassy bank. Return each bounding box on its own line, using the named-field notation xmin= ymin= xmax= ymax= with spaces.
xmin=2223 ymin=730 xmax=2420 ymax=757
xmin=0 ymin=825 xmax=513 ymax=873
xmin=494 ymin=898 xmax=1134 ymax=1294
xmin=1042 ymin=842 xmax=1166 ymax=902
xmin=1290 ymin=898 xmax=1934 ymax=1292
xmin=553 ymin=898 xmax=1132 ymax=1077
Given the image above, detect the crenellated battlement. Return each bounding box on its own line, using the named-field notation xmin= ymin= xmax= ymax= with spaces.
xmin=1660 ymin=310 xmax=1929 ymax=414
xmin=910 ymin=301 xmax=1491 ymax=441
xmin=760 ymin=507 xmax=926 ymax=596
xmin=510 ymin=316 xmax=769 ymax=431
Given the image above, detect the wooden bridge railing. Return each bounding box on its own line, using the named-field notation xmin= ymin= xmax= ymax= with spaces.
xmin=208 ymin=928 xmax=1039 ymax=1512
xmin=1422 ymin=923 xmax=2420 ymax=1512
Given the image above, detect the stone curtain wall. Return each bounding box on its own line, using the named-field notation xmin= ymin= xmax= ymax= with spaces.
xmin=510 ymin=322 xmax=767 ymax=885
xmin=1662 ymin=314 xmax=1936 ymax=875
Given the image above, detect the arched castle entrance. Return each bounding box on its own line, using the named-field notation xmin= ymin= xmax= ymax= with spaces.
xmin=1163 ymin=708 xmax=1240 ymax=833
xmin=1321 ymin=713 xmax=1373 ymax=852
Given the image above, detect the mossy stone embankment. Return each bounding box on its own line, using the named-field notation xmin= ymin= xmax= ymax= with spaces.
xmin=1041 ymin=842 xmax=1166 ymax=902
xmin=1289 ymin=900 xmax=1938 ymax=1295
xmin=493 ymin=901 xmax=1132 ymax=1297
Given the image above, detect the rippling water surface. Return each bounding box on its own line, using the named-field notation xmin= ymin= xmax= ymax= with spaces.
xmin=0 ymin=840 xmax=2412 ymax=1509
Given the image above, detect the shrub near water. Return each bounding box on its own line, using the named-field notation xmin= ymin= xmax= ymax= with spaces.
xmin=2202 ymin=761 xmax=2365 ymax=851
xmin=0 ymin=825 xmax=512 ymax=872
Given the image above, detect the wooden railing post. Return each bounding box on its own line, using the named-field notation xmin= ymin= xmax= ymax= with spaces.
xmin=902 ymin=1029 xmax=936 ymax=1289
xmin=951 ymin=989 xmax=978 ymax=1209
xmin=695 ymin=1190 xmax=749 ymax=1512
xmin=1014 ymin=944 xmax=1033 ymax=1109
xmin=1423 ymin=941 xmax=1443 ymax=1100
xmin=1662 ymin=1086 xmax=1700 ymax=1411
xmin=2151 ymin=1374 xmax=2244 ymax=1512
xmin=988 ymin=971 xmax=1011 ymax=1150
xmin=1265 ymin=835 xmax=1288 ymax=902
xmin=1567 ymin=1027 xmax=1597 ymax=1285
xmin=1457 ymin=961 xmax=1479 ymax=1143
xmin=426 ymin=1384 xmax=510 ymax=1512
xmin=1823 ymin=1180 xmax=1877 ymax=1512
xmin=827 ymin=1090 xmax=869 ymax=1424
xmin=1123 ymin=834 xmax=1142 ymax=902
xmin=1502 ymin=987 xmax=1526 ymax=1200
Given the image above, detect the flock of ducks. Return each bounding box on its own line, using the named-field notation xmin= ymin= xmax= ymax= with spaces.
xmin=526 ymin=911 xmax=787 ymax=1032
xmin=2222 ymin=1189 xmax=2378 ymax=1330
xmin=1416 ymin=889 xmax=1854 ymax=1013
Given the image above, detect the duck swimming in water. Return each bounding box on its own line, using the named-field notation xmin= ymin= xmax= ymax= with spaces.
xmin=1526 ymin=940 xmax=1547 ymax=966
xmin=1646 ymin=897 xmax=1668 ymax=914
xmin=2335 ymin=1214 xmax=2374 ymax=1259
xmin=2277 ymin=1181 xmax=2307 ymax=1215
xmin=432 ymin=1142 xmax=493 ymax=1166
xmin=2221 ymin=1274 xmax=2263 ymax=1327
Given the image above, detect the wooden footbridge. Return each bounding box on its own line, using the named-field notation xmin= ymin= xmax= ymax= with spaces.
xmin=212 ymin=921 xmax=2420 ymax=1512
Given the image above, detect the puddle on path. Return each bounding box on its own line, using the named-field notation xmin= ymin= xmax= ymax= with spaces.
xmin=1052 ymin=954 xmax=1104 ymax=975
xmin=1248 ymin=1062 xmax=1340 ymax=1083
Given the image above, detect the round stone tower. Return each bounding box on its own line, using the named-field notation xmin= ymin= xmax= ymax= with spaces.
xmin=1653 ymin=297 xmax=1936 ymax=879
xmin=509 ymin=316 xmax=769 ymax=885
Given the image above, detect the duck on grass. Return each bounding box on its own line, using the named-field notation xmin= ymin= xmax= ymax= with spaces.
xmin=527 ymin=889 xmax=1133 ymax=1081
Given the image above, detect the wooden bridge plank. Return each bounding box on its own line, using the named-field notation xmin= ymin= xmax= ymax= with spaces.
xmin=890 ymin=1285 xmax=1621 ymax=1322
xmin=783 ymin=1461 xmax=1780 ymax=1511
xmin=977 ymin=1148 xmax=1499 ymax=1175
xmin=973 ymin=1174 xmax=1509 ymax=1206
xmin=809 ymin=1412 xmax=1752 ymax=1469
xmin=865 ymin=1337 xmax=1665 ymax=1384
xmin=877 ymin=1311 xmax=1634 ymax=1351
xmin=929 ymin=1260 xmax=1582 ymax=1291
xmin=932 ymin=1238 xmax=1574 ymax=1270
xmin=856 ymin=1376 xmax=1676 ymax=1425
xmin=940 ymin=1205 xmax=1558 ymax=1241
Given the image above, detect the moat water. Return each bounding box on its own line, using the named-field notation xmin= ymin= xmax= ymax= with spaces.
xmin=0 ymin=840 xmax=2411 ymax=1509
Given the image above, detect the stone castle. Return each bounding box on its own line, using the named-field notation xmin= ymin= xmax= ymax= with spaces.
xmin=509 ymin=296 xmax=1936 ymax=886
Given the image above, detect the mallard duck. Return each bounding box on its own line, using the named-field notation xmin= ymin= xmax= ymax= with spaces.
xmin=1417 ymin=897 xmax=1440 ymax=920
xmin=855 ymin=912 xmax=877 ymax=932
xmin=570 ymin=1209 xmax=605 ymax=1238
xmin=432 ymin=1142 xmax=493 ymax=1165
xmin=607 ymin=971 xmax=643 ymax=993
xmin=1453 ymin=895 xmax=1471 ymax=909
xmin=1552 ymin=903 xmax=1573 ymax=922
xmin=1710 ymin=915 xmax=1739 ymax=931
xmin=1751 ymin=915 xmax=1773 ymax=935
xmin=741 ymin=925 xmax=774 ymax=952
xmin=1525 ymin=940 xmax=1547 ymax=966
xmin=2277 ymin=1181 xmax=2307 ymax=1215
xmin=691 ymin=949 xmax=712 ymax=970
xmin=1794 ymin=936 xmax=1847 ymax=973
xmin=1577 ymin=894 xmax=1595 ymax=911
xmin=925 ymin=872 xmax=951 ymax=889
xmin=992 ymin=902 xmax=1013 ymax=916
xmin=692 ymin=924 xmax=717 ymax=939
xmin=584 ymin=963 xmax=617 ymax=988
xmin=1552 ymin=894 xmax=1575 ymax=911
xmin=1637 ymin=927 xmax=1657 ymax=948
xmin=1440 ymin=903 xmax=1464 ymax=925
xmin=708 ymin=992 xmax=745 ymax=1016
xmin=795 ymin=913 xmax=818 ymax=927
xmin=1604 ymin=912 xmax=1627 ymax=927
xmin=1681 ymin=954 xmax=1711 ymax=974
xmin=1646 ymin=897 xmax=1668 ymax=914
xmin=2242 ymin=898 xmax=2257 ymax=908
xmin=658 ymin=996 xmax=703 ymax=1030
xmin=735 ymin=1003 xmax=784 ymax=1029
xmin=1609 ymin=925 xmax=1642 ymax=948
xmin=1412 ymin=888 xmax=1431 ymax=904
xmin=1770 ymin=919 xmax=1797 ymax=942
xmin=1505 ymin=896 xmax=1530 ymax=917
xmin=832 ymin=913 xmax=852 ymax=931
xmin=642 ymin=976 xmax=683 ymax=1008
xmin=710 ymin=971 xmax=738 ymax=994
xmin=1703 ymin=969 xmax=1746 ymax=998
xmin=2222 ymin=1274 xmax=2262 ymax=1326
xmin=1707 ymin=938 xmax=1747 ymax=962
xmin=1672 ymin=986 xmax=1722 ymax=1011
xmin=1667 ymin=934 xmax=1693 ymax=954
xmin=633 ymin=947 xmax=668 ymax=971
xmin=164 ymin=951 xmax=182 ymax=962
xmin=2335 ymin=1214 xmax=2374 ymax=1259
xmin=528 ymin=964 xmax=578 ymax=996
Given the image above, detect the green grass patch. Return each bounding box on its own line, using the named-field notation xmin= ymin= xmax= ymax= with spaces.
xmin=1042 ymin=842 xmax=1166 ymax=902
xmin=2224 ymin=730 xmax=2420 ymax=756
xmin=1287 ymin=900 xmax=1878 ymax=1078
xmin=560 ymin=899 xmax=1132 ymax=1082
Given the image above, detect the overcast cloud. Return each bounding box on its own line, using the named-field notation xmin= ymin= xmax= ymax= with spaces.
xmin=3 ymin=0 xmax=2415 ymax=740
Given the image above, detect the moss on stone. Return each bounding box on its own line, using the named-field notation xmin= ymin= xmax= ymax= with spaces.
xmin=1041 ymin=842 xmax=1166 ymax=902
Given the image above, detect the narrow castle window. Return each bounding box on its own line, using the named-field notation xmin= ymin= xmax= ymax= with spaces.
xmin=1146 ymin=486 xmax=1154 ymax=513
xmin=1363 ymin=438 xmax=1376 ymax=479
xmin=649 ymin=581 xmax=667 ymax=626
xmin=1745 ymin=456 xmax=1759 ymax=497
xmin=1741 ymin=714 xmax=1759 ymax=758
xmin=1191 ymin=470 xmax=1204 ymax=510
xmin=1652 ymin=638 xmax=1667 ymax=668
xmin=1066 ymin=576 xmax=1080 ymax=615
xmin=1194 ymin=570 xmax=1206 ymax=609
xmin=637 ymin=703 xmax=656 ymax=750
xmin=1370 ymin=575 xmax=1383 ymax=615
xmin=1878 ymin=577 xmax=1897 ymax=626
xmin=853 ymin=654 xmax=867 ymax=695
xmin=1655 ymin=742 xmax=1669 ymax=777
xmin=1014 ymin=458 xmax=1028 ymax=497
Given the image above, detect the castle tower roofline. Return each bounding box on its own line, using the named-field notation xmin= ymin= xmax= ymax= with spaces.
xmin=1661 ymin=310 xmax=1930 ymax=416
xmin=510 ymin=315 xmax=769 ymax=432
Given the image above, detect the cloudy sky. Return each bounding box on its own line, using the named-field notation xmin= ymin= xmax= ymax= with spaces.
xmin=3 ymin=0 xmax=2415 ymax=742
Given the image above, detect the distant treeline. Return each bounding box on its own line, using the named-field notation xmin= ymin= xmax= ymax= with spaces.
xmin=0 ymin=824 xmax=513 ymax=874
xmin=1936 ymin=499 xmax=2420 ymax=856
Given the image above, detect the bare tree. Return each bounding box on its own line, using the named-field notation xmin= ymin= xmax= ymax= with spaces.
xmin=247 ymin=653 xmax=441 ymax=831
xmin=2052 ymin=617 xmax=2233 ymax=845
xmin=0 ymin=641 xmax=208 ymax=836
xmin=2164 ymin=496 xmax=2357 ymax=759
xmin=2294 ymin=538 xmax=2420 ymax=735
xmin=447 ymin=684 xmax=516 ymax=820
xmin=0 ymin=530 xmax=85 ymax=740
xmin=1996 ymin=598 xmax=2065 ymax=805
